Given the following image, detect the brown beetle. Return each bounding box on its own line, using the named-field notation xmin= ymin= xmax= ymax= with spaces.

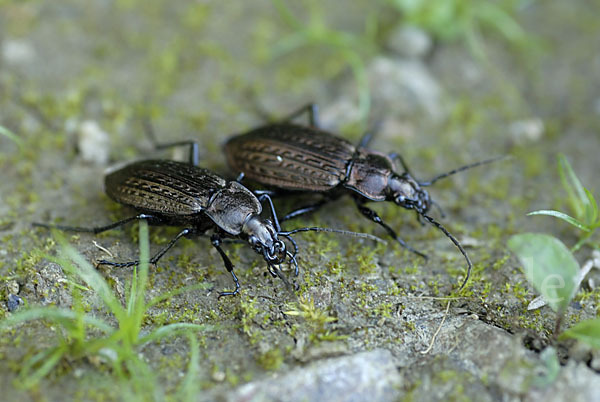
xmin=224 ymin=104 xmax=500 ymax=289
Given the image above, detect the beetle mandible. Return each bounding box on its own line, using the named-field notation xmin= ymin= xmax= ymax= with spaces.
xmin=224 ymin=104 xmax=501 ymax=289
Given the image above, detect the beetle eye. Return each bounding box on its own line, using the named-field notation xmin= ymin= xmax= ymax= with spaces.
xmin=249 ymin=236 xmax=258 ymax=247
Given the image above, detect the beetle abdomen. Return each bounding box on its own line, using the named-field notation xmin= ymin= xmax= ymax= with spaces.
xmin=105 ymin=160 xmax=226 ymax=215
xmin=224 ymin=124 xmax=355 ymax=191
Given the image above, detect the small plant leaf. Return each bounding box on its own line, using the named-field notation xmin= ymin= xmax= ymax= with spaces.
xmin=559 ymin=318 xmax=600 ymax=349
xmin=558 ymin=154 xmax=589 ymax=222
xmin=508 ymin=233 xmax=579 ymax=313
xmin=527 ymin=210 xmax=591 ymax=232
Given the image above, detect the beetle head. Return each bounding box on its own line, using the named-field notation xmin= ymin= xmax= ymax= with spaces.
xmin=388 ymin=173 xmax=431 ymax=214
xmin=242 ymin=215 xmax=287 ymax=264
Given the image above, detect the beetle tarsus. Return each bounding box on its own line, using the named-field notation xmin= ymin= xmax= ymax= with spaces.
xmin=211 ymin=234 xmax=241 ymax=297
xmin=421 ymin=213 xmax=472 ymax=290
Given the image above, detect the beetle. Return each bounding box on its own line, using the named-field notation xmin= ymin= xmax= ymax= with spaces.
xmin=224 ymin=104 xmax=501 ymax=289
xmin=34 ymin=157 xmax=382 ymax=296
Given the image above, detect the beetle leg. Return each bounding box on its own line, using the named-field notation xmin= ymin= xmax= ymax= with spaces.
xmin=388 ymin=152 xmax=412 ymax=175
xmin=96 ymin=228 xmax=194 ymax=268
xmin=281 ymin=103 xmax=320 ymax=127
xmin=355 ymin=204 xmax=428 ymax=260
xmin=257 ymin=193 xmax=282 ymax=232
xmin=416 ymin=211 xmax=426 ymax=226
xmin=211 ymin=234 xmax=241 ymax=297
xmin=280 ymin=199 xmax=331 ymax=222
xmin=33 ymin=213 xmax=160 ymax=234
xmin=357 ymin=121 xmax=383 ymax=149
xmin=142 ymin=118 xmax=199 ymax=166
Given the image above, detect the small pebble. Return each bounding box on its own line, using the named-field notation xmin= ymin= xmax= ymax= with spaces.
xmin=78 ymin=120 xmax=111 ymax=165
xmin=509 ymin=118 xmax=545 ymax=145
xmin=387 ymin=26 xmax=432 ymax=59
xmin=2 ymin=39 xmax=35 ymax=65
xmin=7 ymin=294 xmax=23 ymax=312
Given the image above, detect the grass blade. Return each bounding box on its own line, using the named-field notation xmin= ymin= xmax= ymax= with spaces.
xmin=0 ymin=125 xmax=24 ymax=151
xmin=140 ymin=323 xmax=216 ymax=344
xmin=18 ymin=345 xmax=67 ymax=389
xmin=54 ymin=232 xmax=126 ymax=320
xmin=584 ymin=188 xmax=598 ymax=226
xmin=0 ymin=307 xmax=113 ymax=333
xmin=146 ymin=282 xmax=211 ymax=309
xmin=176 ymin=334 xmax=200 ymax=402
xmin=527 ymin=210 xmax=591 ymax=232
xmin=558 ymin=154 xmax=589 ymax=222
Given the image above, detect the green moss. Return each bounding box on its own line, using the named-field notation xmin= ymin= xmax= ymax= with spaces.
xmin=239 ymin=295 xmax=262 ymax=344
xmin=256 ymin=347 xmax=284 ymax=371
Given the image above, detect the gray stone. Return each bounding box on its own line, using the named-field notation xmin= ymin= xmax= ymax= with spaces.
xmin=367 ymin=57 xmax=444 ymax=120
xmin=226 ymin=350 xmax=401 ymax=402
xmin=526 ymin=361 xmax=600 ymax=402
xmin=77 ymin=120 xmax=111 ymax=165
xmin=22 ymin=262 xmax=72 ymax=307
xmin=6 ymin=294 xmax=23 ymax=312
xmin=387 ymin=26 xmax=432 ymax=59
xmin=1 ymin=38 xmax=36 ymax=65
xmin=508 ymin=118 xmax=545 ymax=145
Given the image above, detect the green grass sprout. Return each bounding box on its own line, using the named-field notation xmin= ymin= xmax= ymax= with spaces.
xmin=388 ymin=0 xmax=528 ymax=58
xmin=0 ymin=220 xmax=214 ymax=391
xmin=271 ymin=0 xmax=377 ymax=124
xmin=528 ymin=154 xmax=599 ymax=251
xmin=508 ymin=154 xmax=600 ymax=347
xmin=0 ymin=124 xmax=24 ymax=153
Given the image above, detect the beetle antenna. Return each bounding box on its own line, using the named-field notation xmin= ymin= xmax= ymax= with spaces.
xmin=419 ymin=156 xmax=506 ymax=187
xmin=279 ymin=227 xmax=387 ymax=244
xmin=420 ymin=213 xmax=472 ymax=290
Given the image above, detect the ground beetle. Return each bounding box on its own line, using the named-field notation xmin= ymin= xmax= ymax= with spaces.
xmin=224 ymin=104 xmax=501 ymax=289
xmin=35 ymin=143 xmax=382 ymax=296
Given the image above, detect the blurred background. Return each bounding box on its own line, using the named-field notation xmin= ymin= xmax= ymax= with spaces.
xmin=1 ymin=0 xmax=599 ymax=400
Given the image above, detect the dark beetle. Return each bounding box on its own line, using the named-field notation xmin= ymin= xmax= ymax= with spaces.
xmin=35 ymin=158 xmax=381 ymax=296
xmin=224 ymin=104 xmax=500 ymax=289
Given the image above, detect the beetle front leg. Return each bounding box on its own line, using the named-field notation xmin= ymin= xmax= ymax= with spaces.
xmin=355 ymin=203 xmax=428 ymax=260
xmin=211 ymin=234 xmax=241 ymax=297
xmin=357 ymin=121 xmax=383 ymax=149
xmin=388 ymin=152 xmax=413 ymax=175
xmin=97 ymin=227 xmax=194 ymax=268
